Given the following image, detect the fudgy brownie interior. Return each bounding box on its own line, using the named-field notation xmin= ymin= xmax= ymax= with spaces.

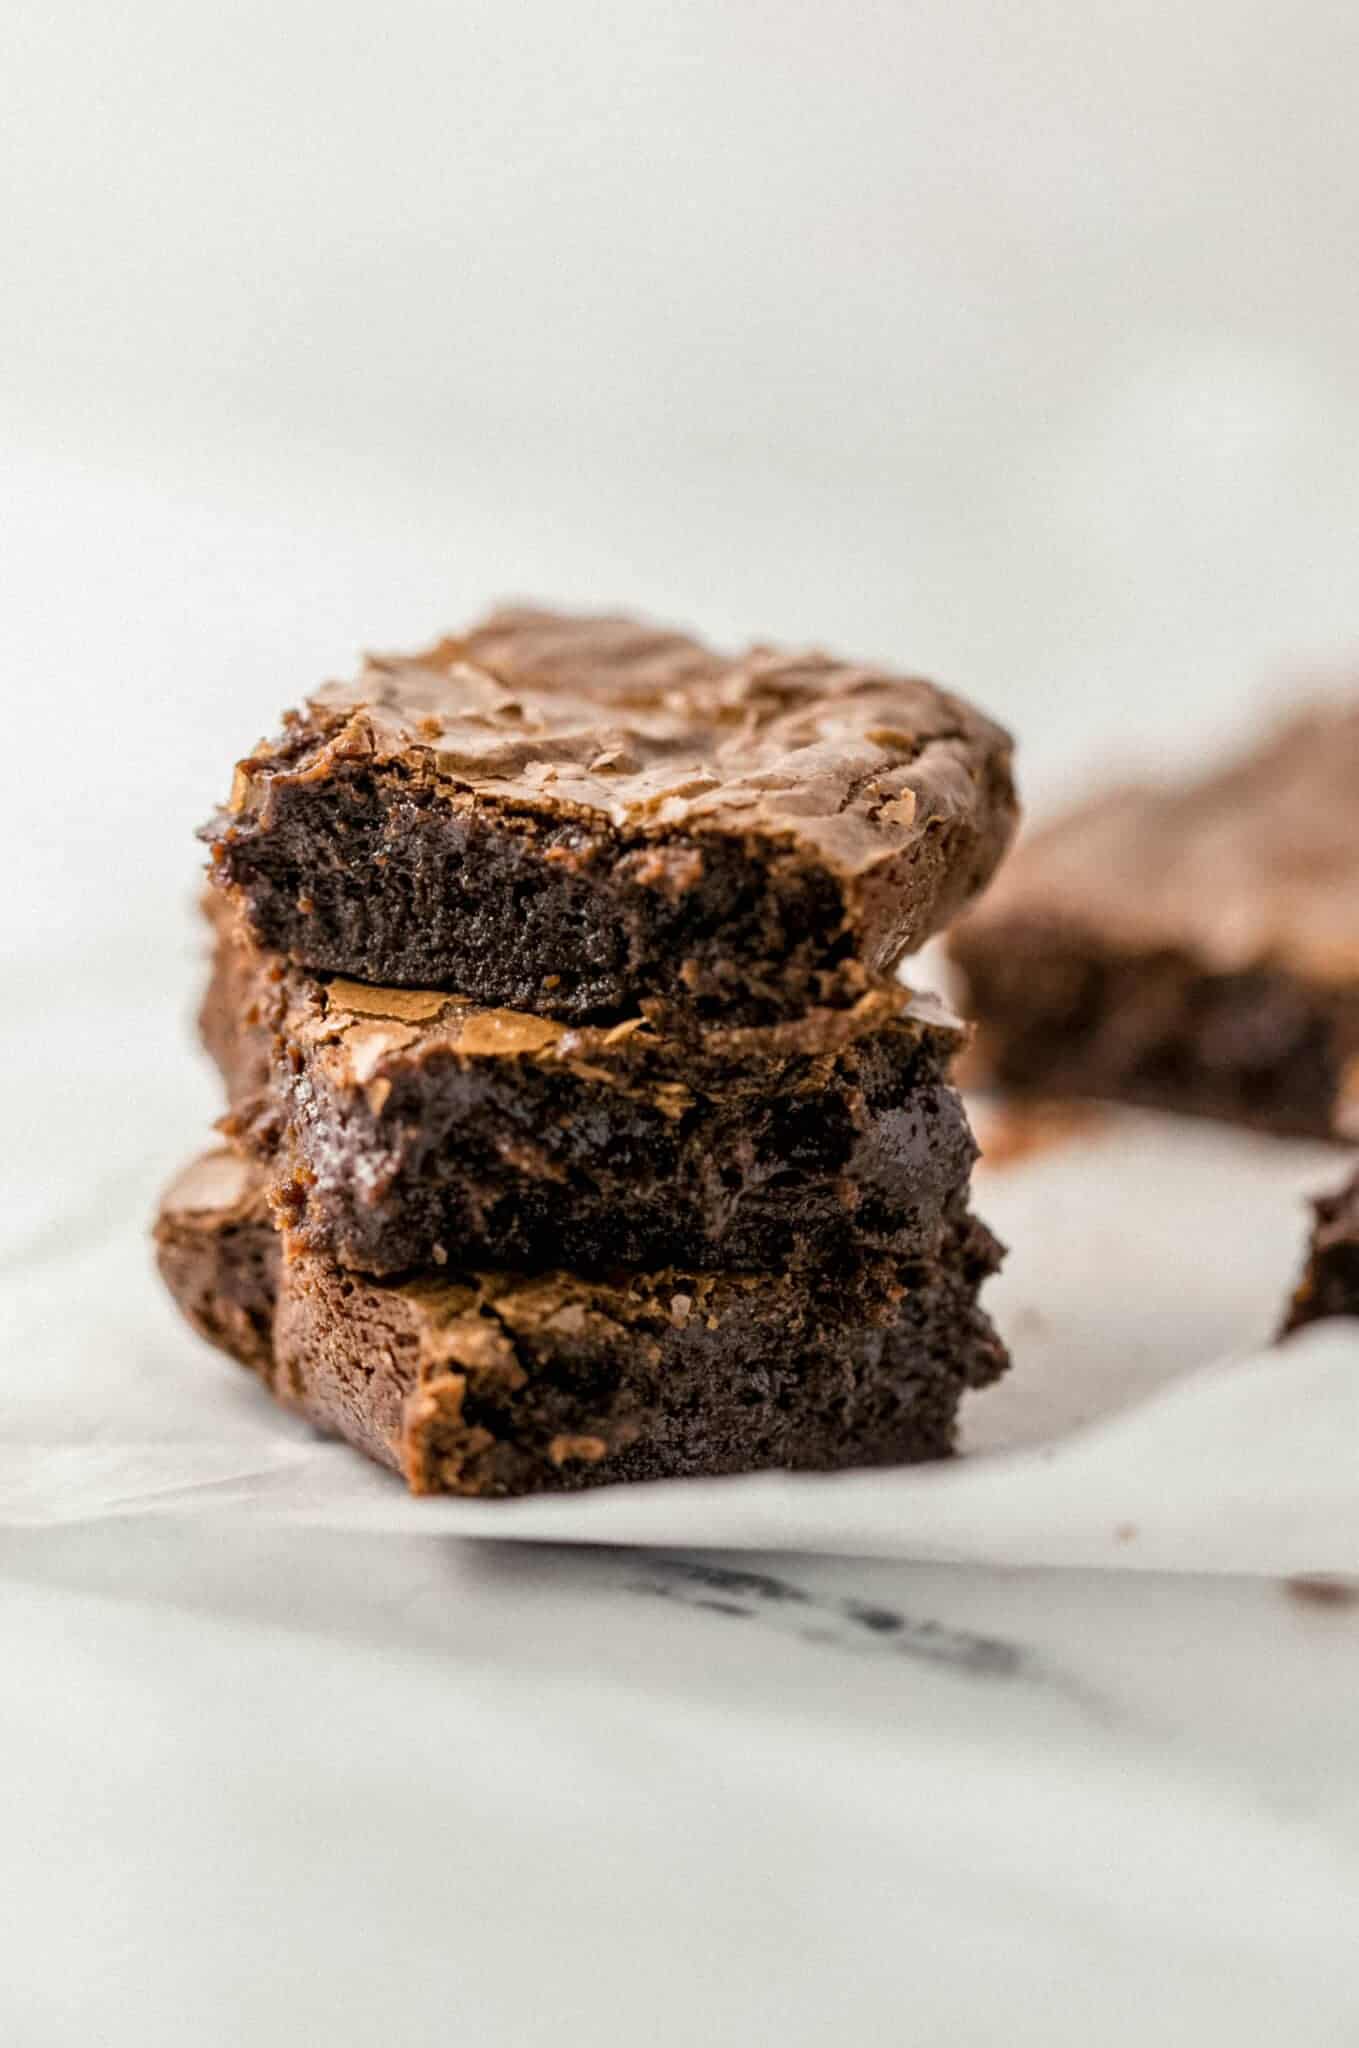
xmin=216 ymin=758 xmax=865 ymax=1020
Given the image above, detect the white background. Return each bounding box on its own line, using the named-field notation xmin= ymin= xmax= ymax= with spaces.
xmin=5 ymin=0 xmax=1359 ymax=960
xmin=3 ymin=4 xmax=1359 ymax=2042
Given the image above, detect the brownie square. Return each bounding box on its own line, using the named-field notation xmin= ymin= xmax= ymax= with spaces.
xmin=202 ymin=905 xmax=982 ymax=1280
xmin=204 ymin=607 xmax=1017 ymax=1024
xmin=155 ymin=1150 xmax=1009 ymax=1498
xmin=949 ymin=704 xmax=1359 ymax=1139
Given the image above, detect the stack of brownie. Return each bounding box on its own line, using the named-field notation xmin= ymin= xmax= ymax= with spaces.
xmin=156 ymin=609 xmax=1019 ymax=1496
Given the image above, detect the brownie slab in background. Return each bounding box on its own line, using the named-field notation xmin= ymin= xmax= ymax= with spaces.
xmin=204 ymin=909 xmax=981 ymax=1279
xmin=949 ymin=703 xmax=1359 ymax=1140
xmin=156 ymin=1151 xmax=1009 ymax=1499
xmin=1282 ymin=1168 xmax=1359 ymax=1335
xmin=205 ymin=607 xmax=1017 ymax=1024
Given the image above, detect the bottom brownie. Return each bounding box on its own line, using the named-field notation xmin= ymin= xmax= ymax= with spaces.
xmin=154 ymin=1150 xmax=280 ymax=1375
xmin=154 ymin=1150 xmax=1008 ymax=1498
xmin=1282 ymin=1168 xmax=1359 ymax=1335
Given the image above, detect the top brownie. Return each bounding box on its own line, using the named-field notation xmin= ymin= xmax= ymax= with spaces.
xmin=205 ymin=607 xmax=1017 ymax=1022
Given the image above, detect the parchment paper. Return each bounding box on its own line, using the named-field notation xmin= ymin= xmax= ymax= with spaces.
xmin=4 ymin=946 xmax=1355 ymax=1573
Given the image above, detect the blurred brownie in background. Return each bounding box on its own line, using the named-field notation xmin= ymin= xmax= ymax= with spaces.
xmin=949 ymin=703 xmax=1359 ymax=1140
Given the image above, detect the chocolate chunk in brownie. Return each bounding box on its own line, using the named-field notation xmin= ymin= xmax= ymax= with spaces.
xmin=204 ymin=607 xmax=1017 ymax=1023
xmin=949 ymin=703 xmax=1359 ymax=1139
xmin=1282 ymin=1168 xmax=1359 ymax=1333
xmin=154 ymin=1149 xmax=1009 ymax=1498
xmin=203 ymin=907 xmax=980 ymax=1279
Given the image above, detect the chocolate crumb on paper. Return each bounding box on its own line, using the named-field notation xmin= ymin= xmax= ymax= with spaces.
xmin=1284 ymin=1576 xmax=1359 ymax=1610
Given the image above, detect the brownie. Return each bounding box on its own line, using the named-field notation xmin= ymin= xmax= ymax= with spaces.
xmin=153 ymin=1150 xmax=280 ymax=1375
xmin=202 ymin=907 xmax=980 ymax=1279
xmin=949 ymin=704 xmax=1359 ymax=1139
xmin=1282 ymin=1168 xmax=1359 ymax=1334
xmin=204 ymin=607 xmax=1017 ymax=1024
xmin=155 ymin=1150 xmax=1009 ymax=1498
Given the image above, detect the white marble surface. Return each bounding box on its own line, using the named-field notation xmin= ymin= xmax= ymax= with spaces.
xmin=4 ymin=1526 xmax=1359 ymax=2045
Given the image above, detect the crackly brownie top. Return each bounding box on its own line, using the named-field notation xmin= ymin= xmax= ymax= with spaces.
xmin=269 ymin=957 xmax=965 ymax=1104
xmin=953 ymin=701 xmax=1359 ymax=986
xmin=388 ymin=1263 xmax=802 ymax=1359
xmin=227 ymin=606 xmax=1016 ymax=890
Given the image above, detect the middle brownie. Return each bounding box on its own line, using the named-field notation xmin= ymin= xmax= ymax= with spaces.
xmin=203 ymin=912 xmax=979 ymax=1279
